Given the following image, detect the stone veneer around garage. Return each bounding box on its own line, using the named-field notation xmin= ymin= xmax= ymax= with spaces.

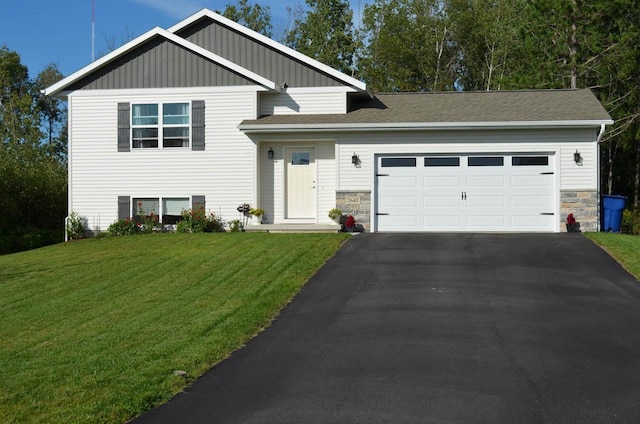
xmin=560 ymin=190 xmax=598 ymax=232
xmin=337 ymin=190 xmax=599 ymax=233
xmin=336 ymin=191 xmax=371 ymax=231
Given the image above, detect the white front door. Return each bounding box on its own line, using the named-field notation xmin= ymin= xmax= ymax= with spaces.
xmin=286 ymin=148 xmax=316 ymax=219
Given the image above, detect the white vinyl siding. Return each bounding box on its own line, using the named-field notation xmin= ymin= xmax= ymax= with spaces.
xmin=259 ymin=141 xmax=335 ymax=224
xmin=68 ymin=89 xmax=259 ymax=232
xmin=259 ymin=90 xmax=347 ymax=116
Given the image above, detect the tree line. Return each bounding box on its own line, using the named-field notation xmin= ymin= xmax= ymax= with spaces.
xmin=279 ymin=0 xmax=639 ymax=204
xmin=1 ymin=0 xmax=638 ymax=253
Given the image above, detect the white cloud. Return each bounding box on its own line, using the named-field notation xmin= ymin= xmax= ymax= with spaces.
xmin=130 ymin=0 xmax=209 ymax=19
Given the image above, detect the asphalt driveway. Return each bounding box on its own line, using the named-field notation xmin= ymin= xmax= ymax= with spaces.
xmin=132 ymin=234 xmax=640 ymax=424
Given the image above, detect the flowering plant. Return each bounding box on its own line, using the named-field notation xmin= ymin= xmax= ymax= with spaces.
xmin=567 ymin=213 xmax=576 ymax=225
xmin=345 ymin=215 xmax=356 ymax=228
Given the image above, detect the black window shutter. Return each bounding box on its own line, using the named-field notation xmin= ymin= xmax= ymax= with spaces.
xmin=118 ymin=196 xmax=131 ymax=220
xmin=192 ymin=195 xmax=205 ymax=211
xmin=117 ymin=103 xmax=130 ymax=152
xmin=192 ymin=101 xmax=205 ymax=151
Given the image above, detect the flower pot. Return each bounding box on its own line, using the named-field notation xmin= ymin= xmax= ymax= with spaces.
xmin=252 ymin=216 xmax=263 ymax=225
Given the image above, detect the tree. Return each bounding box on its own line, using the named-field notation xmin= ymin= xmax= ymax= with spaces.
xmin=448 ymin=0 xmax=524 ymax=91
xmin=35 ymin=64 xmax=67 ymax=160
xmin=285 ymin=0 xmax=357 ymax=74
xmin=359 ymin=0 xmax=457 ymax=92
xmin=0 ymin=47 xmax=67 ymax=253
xmin=0 ymin=45 xmax=41 ymax=147
xmin=218 ymin=0 xmax=273 ymax=37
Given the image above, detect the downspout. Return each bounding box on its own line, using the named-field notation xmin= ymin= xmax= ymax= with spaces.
xmin=596 ymin=123 xmax=606 ymax=231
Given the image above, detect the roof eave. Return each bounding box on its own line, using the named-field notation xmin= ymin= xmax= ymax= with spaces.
xmin=239 ymin=120 xmax=615 ymax=133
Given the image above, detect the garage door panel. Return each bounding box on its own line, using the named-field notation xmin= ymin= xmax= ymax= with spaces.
xmin=511 ymin=195 xmax=552 ymax=207
xmin=423 ymin=195 xmax=461 ymax=206
xmin=422 ymin=215 xmax=462 ymax=227
xmin=510 ymin=214 xmax=553 ymax=229
xmin=380 ymin=176 xmax=418 ymax=188
xmin=380 ymin=195 xmax=418 ymax=207
xmin=467 ymin=215 xmax=506 ymax=227
xmin=378 ymin=214 xmax=418 ymax=230
xmin=467 ymin=196 xmax=506 ymax=207
xmin=424 ymin=176 xmax=461 ymax=188
xmin=467 ymin=175 xmax=505 ymax=187
xmin=376 ymin=154 xmax=555 ymax=232
xmin=510 ymin=175 xmax=552 ymax=187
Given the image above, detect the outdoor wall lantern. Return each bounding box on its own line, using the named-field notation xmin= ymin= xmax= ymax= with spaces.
xmin=574 ymin=150 xmax=581 ymax=164
xmin=268 ymin=147 xmax=274 ymax=160
xmin=352 ymin=152 xmax=359 ymax=165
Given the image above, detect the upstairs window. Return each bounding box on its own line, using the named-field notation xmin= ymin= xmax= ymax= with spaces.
xmin=132 ymin=102 xmax=190 ymax=149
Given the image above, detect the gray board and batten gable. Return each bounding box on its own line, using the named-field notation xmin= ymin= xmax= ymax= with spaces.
xmin=67 ymin=16 xmax=349 ymax=91
xmin=240 ymin=90 xmax=613 ymax=128
xmin=175 ymin=16 xmax=347 ymax=88
xmin=67 ymin=35 xmax=256 ymax=91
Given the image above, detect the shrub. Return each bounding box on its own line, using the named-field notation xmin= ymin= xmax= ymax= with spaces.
xmin=66 ymin=211 xmax=86 ymax=240
xmin=621 ymin=209 xmax=640 ymax=235
xmin=176 ymin=207 xmax=224 ymax=233
xmin=107 ymin=218 xmax=139 ymax=237
xmin=228 ymin=219 xmax=243 ymax=232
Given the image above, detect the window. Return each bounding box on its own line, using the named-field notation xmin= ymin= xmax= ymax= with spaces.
xmin=468 ymin=156 xmax=504 ymax=166
xmin=292 ymin=152 xmax=310 ymax=165
xmin=424 ymin=157 xmax=460 ymax=167
xmin=512 ymin=156 xmax=549 ymax=166
xmin=132 ymin=102 xmax=190 ymax=149
xmin=381 ymin=158 xmax=416 ymax=167
xmin=132 ymin=197 xmax=190 ymax=224
xmin=162 ymin=198 xmax=189 ymax=224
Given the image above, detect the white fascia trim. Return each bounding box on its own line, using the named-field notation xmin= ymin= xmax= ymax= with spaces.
xmin=239 ymin=120 xmax=615 ymax=133
xmin=44 ymin=27 xmax=279 ymax=96
xmin=67 ymin=85 xmax=269 ymax=98
xmin=168 ymin=8 xmax=367 ymax=92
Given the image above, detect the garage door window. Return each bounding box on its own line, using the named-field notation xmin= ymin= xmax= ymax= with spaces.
xmin=381 ymin=158 xmax=416 ymax=167
xmin=424 ymin=157 xmax=460 ymax=167
xmin=512 ymin=156 xmax=549 ymax=166
xmin=468 ymin=156 xmax=504 ymax=166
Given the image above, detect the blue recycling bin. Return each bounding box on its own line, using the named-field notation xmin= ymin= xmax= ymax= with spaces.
xmin=602 ymin=195 xmax=627 ymax=232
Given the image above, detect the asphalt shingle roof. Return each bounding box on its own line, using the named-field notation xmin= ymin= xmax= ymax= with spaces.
xmin=240 ymin=89 xmax=612 ymax=128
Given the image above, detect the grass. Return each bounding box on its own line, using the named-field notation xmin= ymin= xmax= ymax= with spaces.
xmin=585 ymin=232 xmax=640 ymax=279
xmin=0 ymin=232 xmax=350 ymax=424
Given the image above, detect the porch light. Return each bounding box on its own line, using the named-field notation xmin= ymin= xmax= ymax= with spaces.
xmin=352 ymin=153 xmax=359 ymax=165
xmin=268 ymin=147 xmax=274 ymax=160
xmin=574 ymin=150 xmax=581 ymax=164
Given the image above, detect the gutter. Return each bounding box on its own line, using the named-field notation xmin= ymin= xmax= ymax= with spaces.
xmin=595 ymin=123 xmax=607 ymax=231
xmin=239 ymin=120 xmax=615 ymax=133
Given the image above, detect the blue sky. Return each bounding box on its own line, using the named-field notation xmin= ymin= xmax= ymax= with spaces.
xmin=1 ymin=0 xmax=367 ymax=79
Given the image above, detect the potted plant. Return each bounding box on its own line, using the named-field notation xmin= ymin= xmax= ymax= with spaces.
xmin=566 ymin=213 xmax=580 ymax=232
xmin=249 ymin=208 xmax=265 ymax=225
xmin=328 ymin=208 xmax=342 ymax=224
xmin=345 ymin=215 xmax=357 ymax=232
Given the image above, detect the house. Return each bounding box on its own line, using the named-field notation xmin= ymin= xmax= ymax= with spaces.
xmin=45 ymin=9 xmax=613 ymax=233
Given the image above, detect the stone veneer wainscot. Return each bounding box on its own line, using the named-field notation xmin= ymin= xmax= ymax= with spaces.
xmin=560 ymin=190 xmax=598 ymax=232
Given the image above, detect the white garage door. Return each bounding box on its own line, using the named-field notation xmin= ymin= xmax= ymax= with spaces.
xmin=376 ymin=154 xmax=555 ymax=232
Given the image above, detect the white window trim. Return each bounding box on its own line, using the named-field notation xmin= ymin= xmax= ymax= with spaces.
xmin=131 ymin=101 xmax=192 ymax=149
xmin=131 ymin=196 xmax=191 ymax=223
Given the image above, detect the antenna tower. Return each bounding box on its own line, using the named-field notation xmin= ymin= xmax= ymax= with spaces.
xmin=92 ymin=0 xmax=96 ymax=62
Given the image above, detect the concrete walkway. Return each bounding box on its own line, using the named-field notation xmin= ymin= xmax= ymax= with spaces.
xmin=132 ymin=234 xmax=640 ymax=424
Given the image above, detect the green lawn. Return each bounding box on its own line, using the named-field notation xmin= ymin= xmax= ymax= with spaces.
xmin=0 ymin=233 xmax=349 ymax=424
xmin=585 ymin=232 xmax=640 ymax=279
